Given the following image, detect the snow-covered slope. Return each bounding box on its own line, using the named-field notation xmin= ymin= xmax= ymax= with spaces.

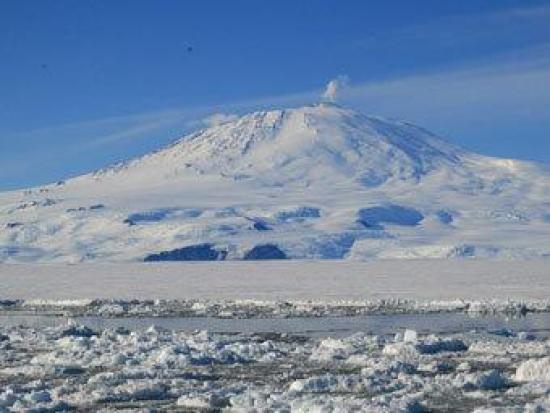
xmin=1 ymin=103 xmax=549 ymax=262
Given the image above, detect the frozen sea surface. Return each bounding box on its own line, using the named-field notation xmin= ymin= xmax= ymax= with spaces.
xmin=2 ymin=312 xmax=550 ymax=339
xmin=1 ymin=261 xmax=549 ymax=411
xmin=2 ymin=261 xmax=550 ymax=302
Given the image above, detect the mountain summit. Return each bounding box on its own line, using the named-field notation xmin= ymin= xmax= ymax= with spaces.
xmin=1 ymin=104 xmax=549 ymax=262
xmin=90 ymin=104 xmax=465 ymax=188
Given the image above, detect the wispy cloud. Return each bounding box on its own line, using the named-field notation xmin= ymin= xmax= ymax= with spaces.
xmin=350 ymin=3 xmax=550 ymax=64
xmin=202 ymin=113 xmax=239 ymax=128
xmin=81 ymin=110 xmax=192 ymax=148
xmin=340 ymin=46 xmax=550 ymax=126
xmin=489 ymin=3 xmax=550 ymax=21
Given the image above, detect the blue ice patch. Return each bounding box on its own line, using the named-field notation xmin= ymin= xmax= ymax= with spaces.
xmin=357 ymin=205 xmax=424 ymax=228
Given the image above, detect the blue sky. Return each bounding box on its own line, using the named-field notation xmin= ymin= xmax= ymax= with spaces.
xmin=1 ymin=0 xmax=550 ymax=190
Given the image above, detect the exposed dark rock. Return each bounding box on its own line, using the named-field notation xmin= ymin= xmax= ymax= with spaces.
xmin=244 ymin=244 xmax=287 ymax=260
xmin=128 ymin=210 xmax=171 ymax=223
xmin=415 ymin=338 xmax=468 ymax=354
xmin=16 ymin=201 xmax=39 ymax=210
xmin=449 ymin=244 xmax=476 ymax=257
xmin=67 ymin=206 xmax=87 ymax=213
xmin=74 ymin=207 xmax=85 ymax=212
xmin=144 ymin=243 xmax=227 ymax=261
xmin=42 ymin=198 xmax=57 ymax=207
xmin=89 ymin=204 xmax=105 ymax=210
xmin=275 ymin=206 xmax=321 ymax=222
xmin=126 ymin=207 xmax=202 ymax=224
xmin=6 ymin=222 xmax=23 ymax=229
xmin=56 ymin=365 xmax=85 ymax=375
xmin=60 ymin=325 xmax=97 ymax=338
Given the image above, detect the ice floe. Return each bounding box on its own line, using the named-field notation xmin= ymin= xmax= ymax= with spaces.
xmin=1 ymin=324 xmax=549 ymax=411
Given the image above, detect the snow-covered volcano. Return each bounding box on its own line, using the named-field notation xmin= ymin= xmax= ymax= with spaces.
xmin=1 ymin=103 xmax=549 ymax=262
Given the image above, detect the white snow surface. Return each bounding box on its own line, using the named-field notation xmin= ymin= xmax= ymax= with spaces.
xmin=1 ymin=260 xmax=549 ymax=317
xmin=1 ymin=260 xmax=549 ymax=301
xmin=1 ymin=103 xmax=550 ymax=262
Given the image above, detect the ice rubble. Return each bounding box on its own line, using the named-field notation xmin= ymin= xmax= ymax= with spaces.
xmin=1 ymin=323 xmax=549 ymax=411
xmin=515 ymin=357 xmax=550 ymax=382
xmin=6 ymin=297 xmax=550 ymax=318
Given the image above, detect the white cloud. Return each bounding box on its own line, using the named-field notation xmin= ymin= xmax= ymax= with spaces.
xmin=202 ymin=112 xmax=239 ymax=127
xmin=488 ymin=4 xmax=550 ymax=21
xmin=342 ymin=49 xmax=550 ymax=125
